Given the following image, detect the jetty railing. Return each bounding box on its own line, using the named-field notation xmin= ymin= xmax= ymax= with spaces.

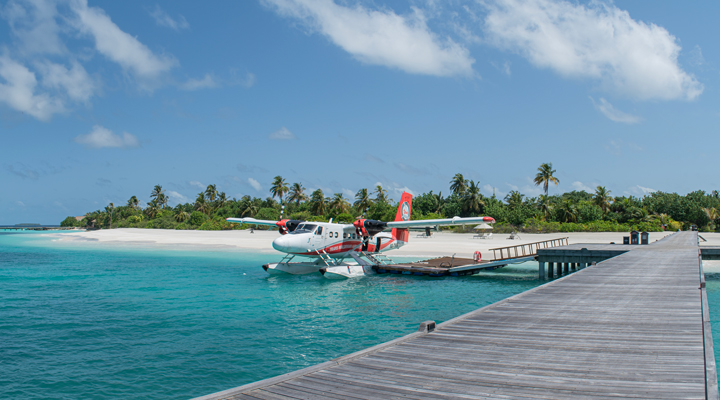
xmin=490 ymin=237 xmax=569 ymax=260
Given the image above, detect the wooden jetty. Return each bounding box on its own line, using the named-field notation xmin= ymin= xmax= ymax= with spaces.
xmin=193 ymin=232 xmax=718 ymax=399
xmin=371 ymin=238 xmax=568 ymax=277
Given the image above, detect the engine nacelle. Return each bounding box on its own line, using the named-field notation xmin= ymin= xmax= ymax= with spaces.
xmin=353 ymin=219 xmax=387 ymax=237
xmin=276 ymin=219 xmax=303 ymax=235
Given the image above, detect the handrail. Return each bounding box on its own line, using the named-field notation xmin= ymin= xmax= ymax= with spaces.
xmin=489 ymin=237 xmax=569 ymax=260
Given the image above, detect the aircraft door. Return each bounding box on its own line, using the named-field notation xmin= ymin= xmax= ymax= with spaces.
xmin=311 ymin=226 xmax=324 ymax=249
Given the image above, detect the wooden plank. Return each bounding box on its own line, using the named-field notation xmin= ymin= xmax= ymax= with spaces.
xmin=193 ymin=232 xmax=716 ymax=400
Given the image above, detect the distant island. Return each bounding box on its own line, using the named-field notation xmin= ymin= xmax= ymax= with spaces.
xmin=60 ymin=164 xmax=719 ymax=233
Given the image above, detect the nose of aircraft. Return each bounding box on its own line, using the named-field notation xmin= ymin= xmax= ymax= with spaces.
xmin=272 ymin=235 xmax=291 ymax=252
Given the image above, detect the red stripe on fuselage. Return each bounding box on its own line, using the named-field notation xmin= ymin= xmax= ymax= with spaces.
xmin=290 ymin=239 xmax=398 ymax=256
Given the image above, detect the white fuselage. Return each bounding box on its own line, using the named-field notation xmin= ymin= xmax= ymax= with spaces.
xmin=271 ymin=222 xmax=403 ymax=258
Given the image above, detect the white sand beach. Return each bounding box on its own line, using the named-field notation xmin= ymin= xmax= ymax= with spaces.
xmin=47 ymin=228 xmax=710 ymax=260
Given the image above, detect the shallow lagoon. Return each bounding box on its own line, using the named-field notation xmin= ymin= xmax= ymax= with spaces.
xmin=1 ymin=232 xmax=543 ymax=399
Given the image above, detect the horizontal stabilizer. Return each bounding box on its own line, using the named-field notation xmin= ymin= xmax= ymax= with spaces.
xmin=387 ymin=216 xmax=495 ymax=228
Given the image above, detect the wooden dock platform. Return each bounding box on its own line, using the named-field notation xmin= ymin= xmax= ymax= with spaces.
xmin=194 ymin=232 xmax=717 ymax=399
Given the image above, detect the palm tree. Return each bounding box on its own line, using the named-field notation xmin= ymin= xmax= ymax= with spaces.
xmin=288 ymin=183 xmax=307 ymax=206
xmin=330 ymin=193 xmax=350 ymax=213
xmin=150 ymin=185 xmax=167 ymax=208
xmin=450 ymin=173 xmax=467 ymax=197
xmin=538 ymin=194 xmax=552 ymax=220
xmin=205 ymin=184 xmax=218 ymax=203
xmin=270 ymin=176 xmax=289 ymax=205
xmin=593 ymin=186 xmax=612 ymax=213
xmin=237 ymin=195 xmax=258 ymax=218
xmin=534 ymin=163 xmax=559 ymax=212
xmin=194 ymin=192 xmax=209 ymax=215
xmin=145 ymin=203 xmax=160 ymax=219
xmin=505 ymin=190 xmax=524 ymax=209
xmin=354 ymin=188 xmax=372 ymax=216
xmin=373 ymin=185 xmax=388 ymax=204
xmin=217 ymin=192 xmax=227 ymax=209
xmin=463 ymin=180 xmax=485 ymax=214
xmin=105 ymin=203 xmax=114 ymax=228
xmin=84 ymin=211 xmax=97 ymax=228
xmin=558 ymin=199 xmax=578 ymax=222
xmin=309 ymin=189 xmax=327 ymax=215
xmin=431 ymin=191 xmax=444 ymax=214
xmin=703 ymin=207 xmax=719 ymax=229
xmin=175 ymin=209 xmax=190 ymax=223
xmin=127 ymin=195 xmax=139 ymax=211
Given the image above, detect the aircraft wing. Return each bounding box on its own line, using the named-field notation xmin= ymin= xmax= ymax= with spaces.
xmin=226 ymin=217 xmax=278 ymax=226
xmin=386 ymin=216 xmax=495 ymax=228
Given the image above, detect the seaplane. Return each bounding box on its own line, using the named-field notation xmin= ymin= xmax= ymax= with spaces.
xmin=226 ymin=192 xmax=495 ymax=278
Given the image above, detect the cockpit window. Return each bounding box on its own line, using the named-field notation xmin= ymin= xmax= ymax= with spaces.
xmin=315 ymin=227 xmax=323 ymax=235
xmin=291 ymin=224 xmax=317 ymax=234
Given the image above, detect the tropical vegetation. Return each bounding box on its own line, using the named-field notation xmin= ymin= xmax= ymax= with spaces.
xmin=61 ymin=164 xmax=720 ymax=233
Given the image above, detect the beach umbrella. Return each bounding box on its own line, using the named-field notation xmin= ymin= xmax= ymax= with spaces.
xmin=473 ymin=223 xmax=493 ymax=230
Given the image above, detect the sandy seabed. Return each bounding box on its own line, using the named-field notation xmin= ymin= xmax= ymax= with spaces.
xmin=46 ymin=228 xmax=720 ymax=260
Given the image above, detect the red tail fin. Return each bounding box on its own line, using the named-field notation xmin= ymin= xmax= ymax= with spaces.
xmin=394 ymin=192 xmax=412 ymax=222
xmin=392 ymin=192 xmax=412 ymax=243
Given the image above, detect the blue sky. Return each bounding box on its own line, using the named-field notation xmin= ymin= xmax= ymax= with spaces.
xmin=1 ymin=0 xmax=718 ymax=224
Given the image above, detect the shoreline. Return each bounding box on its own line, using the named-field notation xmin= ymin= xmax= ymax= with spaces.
xmin=43 ymin=228 xmax=702 ymax=259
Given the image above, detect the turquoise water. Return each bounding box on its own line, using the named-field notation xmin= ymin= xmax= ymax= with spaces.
xmin=0 ymin=232 xmax=543 ymax=399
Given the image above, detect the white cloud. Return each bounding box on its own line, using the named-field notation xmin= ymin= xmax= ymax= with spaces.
xmin=264 ymin=0 xmax=474 ymax=77
xmin=148 ymin=5 xmax=189 ymax=31
xmin=342 ymin=188 xmax=355 ymax=199
xmin=688 ymin=45 xmax=704 ymax=67
xmin=16 ymin=201 xmax=25 ymax=207
xmin=483 ymin=184 xmax=503 ymax=198
xmin=483 ymin=0 xmax=703 ymax=100
xmin=637 ymin=185 xmax=656 ymax=194
xmin=590 ymin=97 xmax=641 ymax=124
xmin=248 ymin=178 xmax=262 ymax=191
xmin=166 ymin=190 xmax=188 ymax=204
xmin=269 ymin=126 xmax=296 ymax=140
xmin=571 ymin=181 xmax=593 ymax=192
xmin=36 ymin=60 xmax=96 ymax=102
xmin=180 ymin=73 xmax=218 ymax=90
xmin=69 ymin=0 xmax=177 ymax=78
xmin=238 ymin=72 xmax=255 ymax=88
xmin=188 ymin=180 xmax=205 ymax=190
xmin=4 ymin=0 xmax=65 ymax=55
xmin=492 ymin=60 xmax=511 ymax=75
xmin=0 ymin=55 xmax=64 ymax=120
xmin=74 ymin=125 xmax=140 ymax=149
xmin=393 ymin=186 xmax=414 ymax=196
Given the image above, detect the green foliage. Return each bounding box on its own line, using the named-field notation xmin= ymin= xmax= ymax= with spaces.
xmin=289 ymin=211 xmax=312 ymax=221
xmin=518 ymin=218 xmax=662 ymax=233
xmin=189 ymin=211 xmax=208 ymax=226
xmin=334 ymin=213 xmax=355 ymax=223
xmin=72 ymin=180 xmax=720 ymax=233
xmin=366 ymin=201 xmax=395 ymax=221
xmin=60 ymin=216 xmax=81 ymax=227
xmin=441 ymin=195 xmax=463 ymax=218
xmin=418 ymin=212 xmax=444 ymax=220
xmin=255 ymin=207 xmax=280 ymax=221
xmin=198 ymin=217 xmax=234 ymax=230
xmin=578 ymin=203 xmax=603 ymax=223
